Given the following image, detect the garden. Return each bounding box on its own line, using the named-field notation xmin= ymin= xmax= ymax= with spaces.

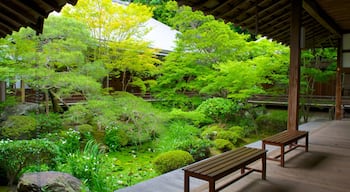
xmin=0 ymin=0 xmax=336 ymax=191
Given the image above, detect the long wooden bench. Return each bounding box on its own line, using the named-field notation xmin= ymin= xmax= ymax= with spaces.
xmin=183 ymin=147 xmax=267 ymax=192
xmin=262 ymin=130 xmax=308 ymax=167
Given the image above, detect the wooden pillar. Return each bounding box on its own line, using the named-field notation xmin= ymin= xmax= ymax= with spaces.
xmin=335 ymin=38 xmax=343 ymax=120
xmin=288 ymin=0 xmax=302 ymax=132
xmin=0 ymin=81 xmax=5 ymax=102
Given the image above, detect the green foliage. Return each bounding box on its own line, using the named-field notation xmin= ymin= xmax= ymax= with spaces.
xmin=216 ymin=131 xmax=239 ymax=145
xmin=104 ymin=125 xmax=129 ymax=152
xmin=157 ymin=120 xmax=200 ymax=152
xmin=255 ymin=110 xmax=288 ymax=133
xmin=0 ymin=139 xmax=58 ymax=186
xmin=175 ymin=139 xmax=212 ymax=161
xmin=65 ymin=92 xmax=166 ymax=146
xmin=0 ymin=96 xmax=18 ymax=111
xmin=200 ymin=124 xmax=222 ymax=140
xmin=63 ymin=104 xmax=94 ymax=126
xmin=214 ymin=139 xmax=233 ymax=152
xmin=50 ymin=129 xmax=81 ymax=155
xmin=168 ymin=108 xmax=211 ymax=126
xmin=29 ymin=113 xmax=63 ymax=137
xmin=0 ymin=115 xmax=37 ymax=140
xmin=196 ymin=98 xmax=239 ymax=123
xmin=153 ymin=150 xmax=194 ymax=173
xmin=57 ymin=140 xmax=112 ymax=192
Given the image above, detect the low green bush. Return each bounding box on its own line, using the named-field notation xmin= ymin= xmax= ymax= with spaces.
xmin=104 ymin=125 xmax=129 ymax=152
xmin=196 ymin=98 xmax=239 ymax=123
xmin=216 ymin=131 xmax=239 ymax=145
xmin=214 ymin=139 xmax=233 ymax=152
xmin=153 ymin=150 xmax=194 ymax=174
xmin=0 ymin=139 xmax=58 ymax=186
xmin=0 ymin=115 xmax=37 ymax=139
xmin=169 ymin=108 xmax=211 ymax=126
xmin=176 ymin=139 xmax=212 ymax=161
xmin=200 ymin=124 xmax=223 ymax=140
xmin=255 ymin=110 xmax=288 ymax=133
xmin=31 ymin=113 xmax=63 ymax=137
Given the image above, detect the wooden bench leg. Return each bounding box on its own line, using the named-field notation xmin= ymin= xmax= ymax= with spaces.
xmin=209 ymin=179 xmax=215 ymax=192
xmin=281 ymin=145 xmax=285 ymax=167
xmin=262 ymin=153 xmax=266 ymax=180
xmin=305 ymin=133 xmax=309 ymax=152
xmin=184 ymin=172 xmax=189 ymax=192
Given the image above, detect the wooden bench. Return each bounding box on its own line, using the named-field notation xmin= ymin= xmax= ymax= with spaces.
xmin=262 ymin=130 xmax=308 ymax=167
xmin=183 ymin=147 xmax=267 ymax=192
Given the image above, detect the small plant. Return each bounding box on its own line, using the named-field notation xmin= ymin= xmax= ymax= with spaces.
xmin=216 ymin=131 xmax=239 ymax=145
xmin=104 ymin=125 xmax=129 ymax=152
xmin=214 ymin=139 xmax=233 ymax=152
xmin=153 ymin=150 xmax=194 ymax=174
xmin=255 ymin=110 xmax=288 ymax=133
xmin=200 ymin=124 xmax=223 ymax=140
xmin=30 ymin=112 xmax=63 ymax=137
xmin=176 ymin=139 xmax=212 ymax=161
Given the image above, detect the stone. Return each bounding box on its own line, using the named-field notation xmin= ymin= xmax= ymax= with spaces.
xmin=17 ymin=171 xmax=83 ymax=192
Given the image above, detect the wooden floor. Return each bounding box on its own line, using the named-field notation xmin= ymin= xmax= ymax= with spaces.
xmin=116 ymin=119 xmax=350 ymax=192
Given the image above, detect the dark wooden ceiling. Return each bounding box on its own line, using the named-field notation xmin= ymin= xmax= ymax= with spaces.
xmin=176 ymin=0 xmax=350 ymax=48
xmin=0 ymin=0 xmax=78 ymax=38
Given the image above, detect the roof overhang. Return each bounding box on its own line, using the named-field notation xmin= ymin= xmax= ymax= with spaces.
xmin=0 ymin=0 xmax=78 ymax=38
xmin=176 ymin=0 xmax=350 ymax=48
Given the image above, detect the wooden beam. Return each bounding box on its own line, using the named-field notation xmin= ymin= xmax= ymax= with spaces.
xmin=335 ymin=38 xmax=343 ymax=120
xmin=288 ymin=0 xmax=302 ymax=132
xmin=303 ymin=0 xmax=341 ymax=37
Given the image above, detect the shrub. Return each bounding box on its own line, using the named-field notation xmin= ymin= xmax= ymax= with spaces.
xmin=214 ymin=139 xmax=233 ymax=152
xmin=216 ymin=131 xmax=239 ymax=145
xmin=153 ymin=150 xmax=194 ymax=174
xmin=169 ymin=108 xmax=211 ymax=126
xmin=196 ymin=98 xmax=239 ymax=123
xmin=0 ymin=115 xmax=37 ymax=139
xmin=228 ymin=126 xmax=245 ymax=136
xmin=157 ymin=120 xmax=200 ymax=152
xmin=0 ymin=139 xmax=58 ymax=185
xmin=200 ymin=124 xmax=223 ymax=140
xmin=104 ymin=125 xmax=129 ymax=152
xmin=63 ymin=104 xmax=93 ymax=126
xmin=255 ymin=110 xmax=288 ymax=133
xmin=176 ymin=139 xmax=212 ymax=161
xmin=30 ymin=113 xmax=63 ymax=137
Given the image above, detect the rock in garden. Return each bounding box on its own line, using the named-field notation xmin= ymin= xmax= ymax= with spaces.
xmin=17 ymin=171 xmax=83 ymax=192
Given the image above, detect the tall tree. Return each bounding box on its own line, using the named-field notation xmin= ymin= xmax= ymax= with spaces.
xmin=62 ymin=0 xmax=161 ymax=93
xmin=2 ymin=16 xmax=102 ymax=113
xmin=152 ymin=6 xmax=290 ymax=108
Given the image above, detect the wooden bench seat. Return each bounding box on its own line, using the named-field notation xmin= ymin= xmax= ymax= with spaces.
xmin=183 ymin=147 xmax=267 ymax=192
xmin=262 ymin=130 xmax=308 ymax=167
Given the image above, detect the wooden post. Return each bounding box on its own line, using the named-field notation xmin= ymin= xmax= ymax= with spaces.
xmin=288 ymin=0 xmax=302 ymax=132
xmin=335 ymin=38 xmax=343 ymax=120
xmin=0 ymin=81 xmax=5 ymax=102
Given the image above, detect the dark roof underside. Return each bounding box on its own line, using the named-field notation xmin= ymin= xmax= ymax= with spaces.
xmin=176 ymin=0 xmax=350 ymax=48
xmin=0 ymin=0 xmax=78 ymax=38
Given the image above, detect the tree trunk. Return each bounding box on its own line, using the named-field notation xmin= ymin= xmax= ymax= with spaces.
xmin=48 ymin=89 xmax=64 ymax=113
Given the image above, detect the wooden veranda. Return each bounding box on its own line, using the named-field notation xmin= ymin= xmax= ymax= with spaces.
xmin=116 ymin=120 xmax=350 ymax=192
xmin=176 ymin=0 xmax=350 ymax=132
